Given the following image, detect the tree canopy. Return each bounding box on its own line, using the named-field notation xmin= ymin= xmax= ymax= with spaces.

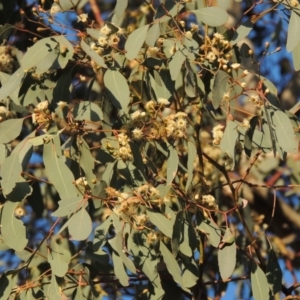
xmin=1 ymin=0 xmax=300 ymax=299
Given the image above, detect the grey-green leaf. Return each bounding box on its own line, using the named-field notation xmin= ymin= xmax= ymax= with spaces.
xmin=169 ymin=49 xmax=186 ymax=81
xmin=67 ymin=208 xmax=92 ymax=241
xmin=192 ymin=7 xmax=229 ymax=27
xmin=104 ymin=69 xmax=130 ymax=114
xmin=160 ymin=242 xmax=189 ymax=292
xmin=1 ymin=201 xmax=28 ymax=251
xmin=186 ymin=140 xmax=197 ymax=192
xmin=147 ymin=208 xmax=173 ymax=238
xmin=43 ymin=140 xmax=79 ymax=200
xmin=287 ymin=10 xmax=300 ymax=52
xmin=197 ymin=219 xmax=221 ymax=248
xmin=167 ymin=145 xmax=179 ymax=186
xmin=125 ymin=25 xmax=149 ymax=61
xmin=220 ymin=120 xmax=238 ymax=169
xmin=48 ymin=239 xmax=71 ymax=277
xmin=0 ymin=118 xmax=24 ymax=144
xmin=272 ymin=109 xmax=298 ymax=153
xmin=112 ymin=251 xmax=129 ymax=286
xmin=218 ymin=241 xmax=236 ymax=280
xmin=212 ymin=70 xmax=230 ymax=109
xmin=251 ymin=262 xmax=270 ymax=300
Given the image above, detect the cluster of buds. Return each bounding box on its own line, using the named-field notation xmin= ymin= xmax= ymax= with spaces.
xmin=0 ymin=46 xmax=17 ymax=74
xmin=212 ymin=124 xmax=224 ymax=146
xmin=199 ymin=33 xmax=233 ymax=69
xmin=116 ymin=133 xmax=133 ymax=161
xmin=136 ymin=183 xmax=160 ymax=201
xmin=247 ymin=93 xmax=263 ymax=107
xmin=165 ymin=112 xmax=188 ymax=139
xmin=201 ymin=194 xmax=218 ymax=210
xmin=89 ymin=23 xmax=121 ymax=56
xmin=32 ymin=100 xmax=52 ymax=130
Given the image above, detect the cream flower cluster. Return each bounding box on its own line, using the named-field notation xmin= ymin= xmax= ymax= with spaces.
xmin=165 ymin=112 xmax=188 ymax=139
xmin=212 ymin=124 xmax=224 ymax=146
xmin=116 ymin=133 xmax=133 ymax=161
xmin=0 ymin=46 xmax=16 ymax=74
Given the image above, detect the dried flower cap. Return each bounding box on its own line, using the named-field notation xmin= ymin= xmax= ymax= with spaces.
xmin=100 ymin=24 xmax=111 ymax=36
xmin=157 ymin=98 xmax=170 ymax=106
xmin=36 ymin=100 xmax=49 ymax=111
xmin=77 ymin=14 xmax=88 ymax=23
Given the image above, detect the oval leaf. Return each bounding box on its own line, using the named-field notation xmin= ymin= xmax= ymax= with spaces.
xmin=68 ymin=208 xmax=92 ymax=241
xmin=104 ymin=69 xmax=130 ymax=113
xmin=218 ymin=241 xmax=236 ymax=280
xmin=251 ymin=263 xmax=270 ymax=300
xmin=287 ymin=10 xmax=300 ymax=52
xmin=167 ymin=145 xmax=179 ymax=186
xmin=1 ymin=201 xmax=28 ymax=251
xmin=192 ymin=7 xmax=229 ymax=27
xmin=125 ymin=24 xmax=149 ymax=61
xmin=147 ymin=208 xmax=173 ymax=238
xmin=0 ymin=118 xmax=24 ymax=144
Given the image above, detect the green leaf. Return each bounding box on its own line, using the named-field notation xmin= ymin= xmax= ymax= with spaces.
xmin=0 ymin=67 xmax=24 ymax=103
xmin=287 ymin=10 xmax=300 ymax=52
xmin=54 ymin=35 xmax=74 ymax=69
xmin=6 ymin=176 xmax=33 ymax=202
xmin=146 ymin=22 xmax=161 ymax=47
xmin=251 ymin=262 xmax=270 ymax=300
xmin=147 ymin=208 xmax=173 ymax=238
xmin=0 ymin=273 xmax=12 ymax=300
xmin=192 ymin=7 xmax=229 ymax=27
xmin=78 ymin=138 xmax=96 ymax=186
xmin=169 ymin=49 xmax=186 ymax=81
xmin=43 ymin=139 xmax=79 ymax=200
xmin=115 ymin=0 xmax=128 ymax=18
xmin=109 ymin=232 xmax=137 ymax=274
xmin=266 ymin=249 xmax=282 ymax=295
xmin=220 ymin=120 xmax=238 ymax=169
xmin=197 ymin=219 xmax=221 ymax=248
xmin=52 ymin=196 xmax=84 ymax=217
xmin=73 ymin=100 xmax=103 ymax=122
xmin=160 ymin=242 xmax=189 ymax=292
xmin=67 ymin=208 xmax=92 ymax=241
xmin=272 ymin=109 xmax=298 ymax=153
xmin=53 ymin=67 xmax=72 ymax=104
xmin=104 ymin=69 xmax=130 ymax=113
xmin=0 ymin=151 xmax=22 ymax=196
xmin=186 ymin=140 xmax=197 ymax=192
xmin=292 ymin=41 xmax=300 ymax=71
xmin=172 ymin=211 xmax=184 ymax=257
xmin=212 ymin=70 xmax=230 ymax=109
xmin=218 ymin=241 xmax=236 ymax=280
xmin=0 ymin=118 xmax=23 ymax=144
xmin=125 ymin=24 xmax=149 ymax=61
xmin=112 ymin=251 xmax=129 ymax=286
xmin=93 ymin=215 xmax=113 ymax=249
xmin=21 ymin=37 xmax=60 ymax=71
xmin=129 ymin=231 xmax=161 ymax=288
xmin=45 ymin=275 xmax=63 ymax=300
xmin=48 ymin=239 xmax=71 ymax=277
xmin=80 ymin=40 xmax=107 ymax=68
xmin=167 ymin=144 xmax=179 ymax=186
xmin=182 ymin=258 xmax=199 ymax=288
xmin=1 ymin=201 xmax=28 ymax=251
xmin=230 ymin=19 xmax=253 ymax=45
xmin=179 ymin=221 xmax=193 ymax=257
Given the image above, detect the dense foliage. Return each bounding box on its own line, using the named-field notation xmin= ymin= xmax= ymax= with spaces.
xmin=1 ymin=0 xmax=300 ymax=299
